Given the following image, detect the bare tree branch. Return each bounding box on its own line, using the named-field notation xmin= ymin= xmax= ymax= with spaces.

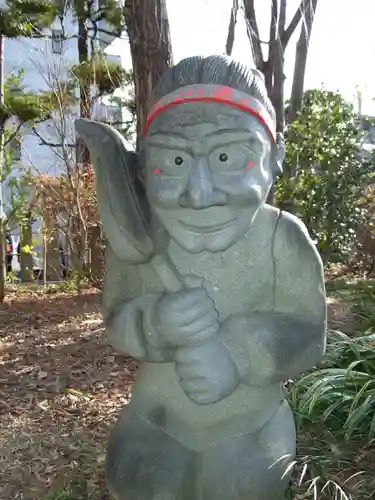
xmin=265 ymin=2 xmax=286 ymax=133
xmin=263 ymin=0 xmax=278 ymax=92
xmin=31 ymin=126 xmax=75 ymax=150
xmin=273 ymin=0 xmax=287 ymax=133
xmin=282 ymin=0 xmax=309 ymax=49
xmin=288 ymin=0 xmax=319 ymax=124
xmin=242 ymin=0 xmax=264 ymax=70
xmin=225 ymin=0 xmax=239 ymax=56
xmin=3 ymin=122 xmax=23 ymax=148
xmin=278 ymin=0 xmax=287 ymax=38
xmin=269 ymin=0 xmax=278 ymax=48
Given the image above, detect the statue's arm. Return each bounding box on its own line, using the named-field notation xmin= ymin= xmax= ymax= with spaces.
xmin=102 ymin=249 xmax=173 ymax=362
xmin=218 ymin=211 xmax=326 ymax=387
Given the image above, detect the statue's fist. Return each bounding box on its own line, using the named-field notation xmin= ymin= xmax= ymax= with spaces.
xmin=155 ymin=288 xmax=219 ymax=347
xmin=175 ymin=339 xmax=240 ymax=405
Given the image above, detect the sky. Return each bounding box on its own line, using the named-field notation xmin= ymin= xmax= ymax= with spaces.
xmin=114 ymin=0 xmax=375 ymax=115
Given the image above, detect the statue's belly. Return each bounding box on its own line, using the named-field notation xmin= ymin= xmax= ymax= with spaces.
xmin=128 ymin=227 xmax=280 ymax=450
xmin=129 ymin=363 xmax=285 ymax=451
xmin=167 ymin=237 xmax=274 ymax=320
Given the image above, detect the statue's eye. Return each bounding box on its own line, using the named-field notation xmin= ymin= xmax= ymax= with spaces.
xmin=219 ymin=153 xmax=228 ymax=162
xmin=174 ymin=156 xmax=184 ymax=166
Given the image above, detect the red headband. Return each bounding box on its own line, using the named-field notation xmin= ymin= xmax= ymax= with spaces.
xmin=144 ymin=84 xmax=276 ymax=143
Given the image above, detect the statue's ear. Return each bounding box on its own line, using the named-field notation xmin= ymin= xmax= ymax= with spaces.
xmin=271 ymin=133 xmax=285 ymax=176
xmin=75 ymin=119 xmax=154 ymax=263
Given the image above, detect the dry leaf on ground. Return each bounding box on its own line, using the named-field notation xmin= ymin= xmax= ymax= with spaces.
xmin=0 ymin=287 xmax=137 ymax=500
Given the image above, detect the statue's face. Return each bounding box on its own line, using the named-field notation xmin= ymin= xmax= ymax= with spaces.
xmin=144 ymin=102 xmax=274 ymax=253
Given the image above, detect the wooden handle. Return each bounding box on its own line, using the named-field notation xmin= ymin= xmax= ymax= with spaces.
xmin=150 ymin=254 xmax=185 ymax=293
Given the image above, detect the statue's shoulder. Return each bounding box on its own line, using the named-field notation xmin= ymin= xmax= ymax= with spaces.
xmin=262 ymin=205 xmax=322 ymax=267
xmin=275 ymin=210 xmax=323 ymax=269
xmin=275 ymin=209 xmax=312 ymax=245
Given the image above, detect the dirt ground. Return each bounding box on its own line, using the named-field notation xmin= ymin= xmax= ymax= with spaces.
xmin=0 ymin=285 xmax=356 ymax=500
xmin=0 ymin=286 xmax=137 ymax=500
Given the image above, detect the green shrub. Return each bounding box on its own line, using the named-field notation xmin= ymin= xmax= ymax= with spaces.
xmin=277 ymin=89 xmax=374 ymax=265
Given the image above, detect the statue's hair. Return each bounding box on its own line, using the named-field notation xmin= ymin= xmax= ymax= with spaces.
xmin=149 ymin=55 xmax=275 ymax=124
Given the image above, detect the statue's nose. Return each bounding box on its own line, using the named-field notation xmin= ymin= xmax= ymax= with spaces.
xmin=180 ymin=157 xmax=226 ymax=209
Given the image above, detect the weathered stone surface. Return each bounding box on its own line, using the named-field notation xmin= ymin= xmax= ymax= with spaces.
xmin=76 ymin=54 xmax=327 ymax=500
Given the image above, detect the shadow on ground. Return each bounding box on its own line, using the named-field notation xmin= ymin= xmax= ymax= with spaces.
xmin=0 ymin=287 xmax=138 ymax=500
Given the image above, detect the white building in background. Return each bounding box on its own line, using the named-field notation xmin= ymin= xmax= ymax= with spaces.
xmin=360 ymin=116 xmax=375 ymax=159
xmin=2 ymin=2 xmax=129 ymax=276
xmin=4 ymin=5 xmax=127 ymax=177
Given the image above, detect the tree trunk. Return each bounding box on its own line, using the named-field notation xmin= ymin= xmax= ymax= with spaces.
xmin=264 ymin=0 xmax=286 ymax=203
xmin=124 ymin=0 xmax=173 ymax=149
xmin=78 ymin=15 xmax=89 ymax=117
xmin=87 ymin=224 xmax=105 ymax=289
xmin=45 ymin=235 xmax=62 ymax=282
xmin=74 ymin=3 xmax=91 ymax=281
xmin=77 ymin=4 xmax=91 ymax=164
xmin=42 ymin=211 xmax=62 ymax=282
xmin=240 ymin=0 xmax=318 ymax=131
xmin=0 ymin=33 xmax=5 ymax=303
xmin=287 ymin=0 xmax=318 ymax=124
xmin=225 ymin=0 xmax=239 ymax=57
xmin=0 ymin=220 xmax=5 ymax=303
xmin=239 ymin=0 xmax=319 ymax=206
xmin=20 ymin=219 xmax=34 ymax=282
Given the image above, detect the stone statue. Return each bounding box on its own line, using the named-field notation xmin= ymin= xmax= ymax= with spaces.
xmin=76 ymin=55 xmax=327 ymax=500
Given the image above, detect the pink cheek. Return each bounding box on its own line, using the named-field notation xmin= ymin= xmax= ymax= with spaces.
xmin=154 ymin=168 xmax=161 ymax=175
xmin=247 ymin=161 xmax=255 ymax=169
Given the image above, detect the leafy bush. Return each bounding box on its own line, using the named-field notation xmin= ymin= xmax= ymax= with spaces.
xmin=277 ymin=89 xmax=374 ymax=265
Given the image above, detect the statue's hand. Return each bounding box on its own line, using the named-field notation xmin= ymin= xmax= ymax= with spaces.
xmin=175 ymin=339 xmax=240 ymax=405
xmin=155 ymin=289 xmax=219 ymax=347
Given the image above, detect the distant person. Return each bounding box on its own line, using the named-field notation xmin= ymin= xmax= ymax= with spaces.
xmin=6 ymin=233 xmax=13 ymax=274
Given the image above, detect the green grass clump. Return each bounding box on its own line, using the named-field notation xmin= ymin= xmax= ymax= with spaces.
xmin=288 ymin=286 xmax=375 ymax=499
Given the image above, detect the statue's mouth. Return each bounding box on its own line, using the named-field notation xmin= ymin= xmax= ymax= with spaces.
xmin=179 ymin=218 xmax=236 ymax=234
